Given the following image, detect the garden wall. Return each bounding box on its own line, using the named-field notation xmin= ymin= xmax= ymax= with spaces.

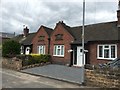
xmin=2 ymin=57 xmax=22 ymax=70
xmin=2 ymin=54 xmax=51 ymax=70
xmin=85 ymin=68 xmax=120 ymax=88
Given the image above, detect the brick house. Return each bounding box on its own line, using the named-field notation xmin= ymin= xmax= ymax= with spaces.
xmin=32 ymin=25 xmax=53 ymax=54
xmin=50 ymin=21 xmax=74 ymax=65
xmin=13 ymin=7 xmax=120 ymax=66
xmin=12 ymin=26 xmax=35 ymax=55
xmin=49 ymin=20 xmax=120 ymax=66
xmin=30 ymin=8 xmax=120 ymax=66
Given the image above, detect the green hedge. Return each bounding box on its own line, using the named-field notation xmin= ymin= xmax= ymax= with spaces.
xmin=2 ymin=40 xmax=21 ymax=57
xmin=16 ymin=54 xmax=51 ymax=66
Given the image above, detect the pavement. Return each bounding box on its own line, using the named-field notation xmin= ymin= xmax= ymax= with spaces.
xmin=21 ymin=64 xmax=84 ymax=85
xmin=2 ymin=68 xmax=81 ymax=88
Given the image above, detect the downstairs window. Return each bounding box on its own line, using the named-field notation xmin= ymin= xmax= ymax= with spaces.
xmin=97 ymin=44 xmax=117 ymax=60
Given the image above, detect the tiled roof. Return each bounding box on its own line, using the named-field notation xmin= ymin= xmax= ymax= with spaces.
xmin=12 ymin=33 xmax=35 ymax=45
xmin=21 ymin=33 xmax=35 ymax=45
xmin=12 ymin=34 xmax=23 ymax=42
xmin=42 ymin=25 xmax=53 ymax=37
xmin=12 ymin=21 xmax=119 ymax=45
xmin=61 ymin=21 xmax=119 ymax=44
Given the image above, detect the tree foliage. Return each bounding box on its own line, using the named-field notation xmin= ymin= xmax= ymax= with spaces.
xmin=2 ymin=40 xmax=21 ymax=57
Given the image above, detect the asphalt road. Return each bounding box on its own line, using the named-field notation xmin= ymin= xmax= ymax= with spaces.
xmin=1 ymin=68 xmax=81 ymax=88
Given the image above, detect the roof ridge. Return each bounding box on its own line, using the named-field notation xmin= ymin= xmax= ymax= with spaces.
xmin=42 ymin=25 xmax=53 ymax=31
xmin=72 ymin=21 xmax=117 ymax=28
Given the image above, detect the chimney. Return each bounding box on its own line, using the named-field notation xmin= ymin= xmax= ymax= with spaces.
xmin=23 ymin=26 xmax=29 ymax=37
xmin=59 ymin=21 xmax=64 ymax=23
xmin=117 ymin=0 xmax=120 ymax=27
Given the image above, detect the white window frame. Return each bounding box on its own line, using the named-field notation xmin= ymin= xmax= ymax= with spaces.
xmin=38 ymin=45 xmax=45 ymax=54
xmin=53 ymin=45 xmax=64 ymax=57
xmin=97 ymin=44 xmax=117 ymax=60
xmin=20 ymin=46 xmax=24 ymax=54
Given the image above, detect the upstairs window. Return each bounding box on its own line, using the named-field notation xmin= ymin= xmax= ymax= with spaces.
xmin=55 ymin=34 xmax=63 ymax=40
xmin=38 ymin=36 xmax=45 ymax=41
xmin=97 ymin=44 xmax=117 ymax=60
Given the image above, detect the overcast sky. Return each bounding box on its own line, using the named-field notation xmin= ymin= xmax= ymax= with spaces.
xmin=0 ymin=0 xmax=118 ymax=35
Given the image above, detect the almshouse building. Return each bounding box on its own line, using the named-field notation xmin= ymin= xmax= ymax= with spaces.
xmin=13 ymin=7 xmax=120 ymax=66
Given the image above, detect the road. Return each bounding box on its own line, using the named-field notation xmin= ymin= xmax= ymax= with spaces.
xmin=1 ymin=68 xmax=81 ymax=88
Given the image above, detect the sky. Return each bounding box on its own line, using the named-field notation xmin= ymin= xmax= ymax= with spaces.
xmin=0 ymin=0 xmax=118 ymax=35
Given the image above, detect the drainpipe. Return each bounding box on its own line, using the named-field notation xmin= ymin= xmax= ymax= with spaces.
xmin=48 ymin=38 xmax=50 ymax=54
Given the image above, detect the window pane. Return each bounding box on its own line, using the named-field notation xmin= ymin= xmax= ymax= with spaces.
xmin=58 ymin=46 xmax=60 ymax=49
xmin=104 ymin=49 xmax=109 ymax=58
xmin=61 ymin=46 xmax=64 ymax=55
xmin=57 ymin=49 xmax=61 ymax=55
xmin=111 ymin=46 xmax=115 ymax=58
xmin=104 ymin=45 xmax=109 ymax=48
xmin=43 ymin=46 xmax=45 ymax=54
xmin=40 ymin=46 xmax=42 ymax=54
xmin=37 ymin=46 xmax=39 ymax=54
xmin=99 ymin=46 xmax=103 ymax=57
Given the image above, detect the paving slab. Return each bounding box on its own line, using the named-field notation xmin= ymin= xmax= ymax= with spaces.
xmin=21 ymin=64 xmax=84 ymax=84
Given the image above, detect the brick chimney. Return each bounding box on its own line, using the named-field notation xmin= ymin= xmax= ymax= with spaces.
xmin=23 ymin=26 xmax=29 ymax=37
xmin=117 ymin=0 xmax=120 ymax=27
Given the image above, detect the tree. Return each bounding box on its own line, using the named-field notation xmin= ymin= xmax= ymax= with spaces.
xmin=2 ymin=40 xmax=21 ymax=57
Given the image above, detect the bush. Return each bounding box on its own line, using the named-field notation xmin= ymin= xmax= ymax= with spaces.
xmin=2 ymin=40 xmax=21 ymax=57
xmin=17 ymin=54 xmax=51 ymax=66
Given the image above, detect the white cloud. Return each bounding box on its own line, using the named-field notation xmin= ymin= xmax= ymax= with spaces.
xmin=1 ymin=0 xmax=118 ymax=34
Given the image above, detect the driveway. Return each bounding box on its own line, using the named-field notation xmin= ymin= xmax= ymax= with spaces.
xmin=21 ymin=64 xmax=84 ymax=84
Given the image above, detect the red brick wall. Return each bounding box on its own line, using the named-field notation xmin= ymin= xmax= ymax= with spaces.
xmin=50 ymin=23 xmax=74 ymax=64
xmin=32 ymin=27 xmax=49 ymax=54
xmin=88 ymin=42 xmax=120 ymax=65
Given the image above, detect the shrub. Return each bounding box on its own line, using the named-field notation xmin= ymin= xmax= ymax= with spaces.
xmin=17 ymin=54 xmax=51 ymax=66
xmin=2 ymin=40 xmax=21 ymax=57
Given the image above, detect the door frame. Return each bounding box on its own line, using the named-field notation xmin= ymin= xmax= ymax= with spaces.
xmin=25 ymin=47 xmax=30 ymax=55
xmin=73 ymin=46 xmax=85 ymax=67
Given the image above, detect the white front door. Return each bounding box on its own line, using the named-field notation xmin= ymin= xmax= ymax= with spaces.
xmin=25 ymin=47 xmax=30 ymax=55
xmin=74 ymin=47 xmax=85 ymax=66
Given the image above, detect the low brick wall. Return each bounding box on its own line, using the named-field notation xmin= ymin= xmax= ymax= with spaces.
xmin=2 ymin=57 xmax=22 ymax=70
xmin=2 ymin=57 xmax=51 ymax=70
xmin=85 ymin=69 xmax=120 ymax=88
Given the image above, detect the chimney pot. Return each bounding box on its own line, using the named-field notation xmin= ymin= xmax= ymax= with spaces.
xmin=23 ymin=26 xmax=29 ymax=37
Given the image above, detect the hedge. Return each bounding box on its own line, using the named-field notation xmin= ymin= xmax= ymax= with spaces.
xmin=2 ymin=40 xmax=20 ymax=57
xmin=16 ymin=54 xmax=51 ymax=66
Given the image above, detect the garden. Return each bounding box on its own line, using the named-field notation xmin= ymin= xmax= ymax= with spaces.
xmin=2 ymin=40 xmax=51 ymax=70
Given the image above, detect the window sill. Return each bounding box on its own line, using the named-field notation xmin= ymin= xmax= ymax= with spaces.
xmin=53 ymin=55 xmax=64 ymax=57
xmin=97 ymin=57 xmax=116 ymax=60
